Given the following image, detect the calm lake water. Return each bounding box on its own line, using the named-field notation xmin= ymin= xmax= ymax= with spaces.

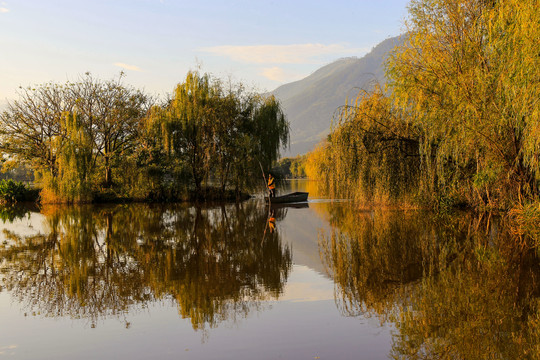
xmin=1 ymin=180 xmax=539 ymax=359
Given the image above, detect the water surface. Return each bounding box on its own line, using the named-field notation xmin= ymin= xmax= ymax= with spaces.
xmin=1 ymin=181 xmax=539 ymax=359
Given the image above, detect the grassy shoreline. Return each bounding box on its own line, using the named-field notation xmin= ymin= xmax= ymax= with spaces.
xmin=1 ymin=179 xmax=252 ymax=206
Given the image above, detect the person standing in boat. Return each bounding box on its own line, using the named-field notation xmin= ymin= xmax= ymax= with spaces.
xmin=268 ymin=173 xmax=276 ymax=198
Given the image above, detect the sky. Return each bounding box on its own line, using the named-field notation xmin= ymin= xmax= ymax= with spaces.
xmin=0 ymin=0 xmax=410 ymax=106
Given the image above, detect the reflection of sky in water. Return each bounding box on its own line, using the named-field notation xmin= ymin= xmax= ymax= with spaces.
xmin=0 ymin=181 xmax=395 ymax=359
xmin=280 ymin=265 xmax=334 ymax=302
xmin=0 ymin=344 xmax=17 ymax=356
xmin=0 ymin=213 xmax=45 ymax=242
xmin=0 ymin=264 xmax=392 ymax=360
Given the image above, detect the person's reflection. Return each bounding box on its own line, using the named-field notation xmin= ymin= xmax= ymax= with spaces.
xmin=268 ymin=210 xmax=276 ymax=233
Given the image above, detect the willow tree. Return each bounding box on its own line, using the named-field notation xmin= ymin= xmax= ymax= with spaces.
xmin=150 ymin=71 xmax=289 ymax=196
xmin=387 ymin=0 xmax=540 ymax=207
xmin=226 ymin=94 xmax=289 ymax=192
xmin=306 ymin=86 xmax=420 ymax=204
xmin=251 ymin=95 xmax=289 ymax=171
xmin=209 ymin=81 xmax=246 ymax=193
xmin=53 ymin=112 xmax=93 ymax=203
xmin=152 ymin=71 xmax=215 ymax=194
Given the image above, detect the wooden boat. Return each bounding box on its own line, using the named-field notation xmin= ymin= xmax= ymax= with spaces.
xmin=265 ymin=191 xmax=308 ymax=204
xmin=270 ymin=202 xmax=309 ymax=209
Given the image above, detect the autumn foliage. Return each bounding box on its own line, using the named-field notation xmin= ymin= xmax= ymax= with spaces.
xmin=307 ymin=0 xmax=540 ymax=210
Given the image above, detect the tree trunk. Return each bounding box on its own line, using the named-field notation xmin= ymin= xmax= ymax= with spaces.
xmin=104 ymin=156 xmax=112 ymax=188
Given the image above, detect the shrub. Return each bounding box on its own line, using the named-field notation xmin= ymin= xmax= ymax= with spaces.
xmin=0 ymin=179 xmax=30 ymax=204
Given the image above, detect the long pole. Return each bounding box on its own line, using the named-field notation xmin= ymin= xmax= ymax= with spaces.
xmin=258 ymin=160 xmax=268 ymax=192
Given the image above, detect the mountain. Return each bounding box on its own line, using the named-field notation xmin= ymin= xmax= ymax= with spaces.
xmin=273 ymin=35 xmax=404 ymax=157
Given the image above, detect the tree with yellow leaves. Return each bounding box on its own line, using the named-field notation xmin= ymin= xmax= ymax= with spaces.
xmin=387 ymin=0 xmax=540 ymax=207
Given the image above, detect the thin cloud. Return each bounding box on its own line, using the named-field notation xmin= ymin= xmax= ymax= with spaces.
xmin=0 ymin=7 xmax=9 ymax=13
xmin=114 ymin=62 xmax=141 ymax=72
xmin=0 ymin=345 xmax=17 ymax=355
xmin=261 ymin=67 xmax=304 ymax=82
xmin=200 ymin=43 xmax=367 ymax=64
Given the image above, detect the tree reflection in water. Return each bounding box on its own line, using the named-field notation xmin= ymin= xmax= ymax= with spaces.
xmin=318 ymin=205 xmax=540 ymax=359
xmin=0 ymin=202 xmax=292 ymax=330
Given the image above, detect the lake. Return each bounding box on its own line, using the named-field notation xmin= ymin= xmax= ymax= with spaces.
xmin=0 ymin=180 xmax=538 ymax=359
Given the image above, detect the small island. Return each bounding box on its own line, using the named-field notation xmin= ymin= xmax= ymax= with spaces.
xmin=0 ymin=71 xmax=289 ymax=204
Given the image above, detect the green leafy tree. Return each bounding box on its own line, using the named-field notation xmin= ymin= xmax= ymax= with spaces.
xmin=154 ymin=71 xmax=215 ymax=194
xmin=251 ymin=95 xmax=289 ymax=171
xmin=209 ymin=80 xmax=247 ymax=192
xmin=150 ymin=71 xmax=289 ymax=196
xmin=66 ymin=74 xmax=150 ymax=189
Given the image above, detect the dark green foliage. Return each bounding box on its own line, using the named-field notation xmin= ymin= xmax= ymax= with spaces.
xmin=147 ymin=71 xmax=289 ymax=198
xmin=0 ymin=179 xmax=33 ymax=204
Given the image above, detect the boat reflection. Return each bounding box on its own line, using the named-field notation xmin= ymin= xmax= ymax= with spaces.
xmin=270 ymin=202 xmax=309 ymax=209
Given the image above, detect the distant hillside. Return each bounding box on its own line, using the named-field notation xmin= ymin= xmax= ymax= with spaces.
xmin=273 ymin=35 xmax=404 ymax=156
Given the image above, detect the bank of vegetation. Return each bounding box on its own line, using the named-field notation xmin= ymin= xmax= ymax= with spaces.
xmin=271 ymin=155 xmax=307 ymax=179
xmin=306 ymin=0 xmax=540 ymax=217
xmin=0 ymin=71 xmax=289 ymax=204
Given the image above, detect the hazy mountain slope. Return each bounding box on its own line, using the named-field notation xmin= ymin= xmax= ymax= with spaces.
xmin=273 ymin=35 xmax=404 ymax=156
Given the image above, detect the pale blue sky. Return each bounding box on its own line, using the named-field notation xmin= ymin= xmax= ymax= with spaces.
xmin=0 ymin=0 xmax=410 ymax=105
